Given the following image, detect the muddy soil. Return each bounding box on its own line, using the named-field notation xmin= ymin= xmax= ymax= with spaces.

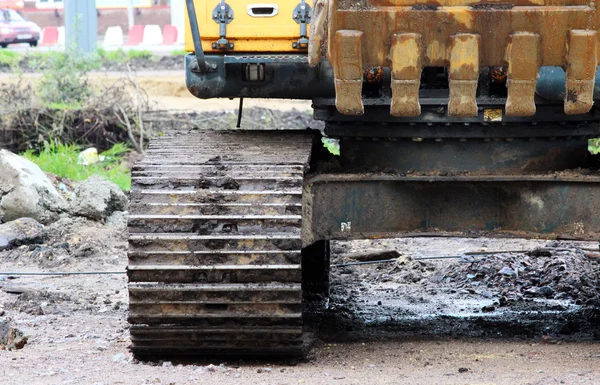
xmin=1 ymin=233 xmax=600 ymax=384
xmin=1 ymin=70 xmax=600 ymax=384
xmin=319 ymin=238 xmax=600 ymax=342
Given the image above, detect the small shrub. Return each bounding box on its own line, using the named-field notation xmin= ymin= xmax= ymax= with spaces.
xmin=0 ymin=50 xmax=21 ymax=68
xmin=31 ymin=48 xmax=98 ymax=108
xmin=23 ymin=141 xmax=131 ymax=191
xmin=589 ymin=138 xmax=600 ymax=155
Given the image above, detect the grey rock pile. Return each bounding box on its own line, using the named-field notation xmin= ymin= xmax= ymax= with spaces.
xmin=444 ymin=248 xmax=600 ymax=305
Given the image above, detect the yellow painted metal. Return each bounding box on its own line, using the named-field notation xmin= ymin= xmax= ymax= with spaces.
xmin=184 ymin=0 xmax=313 ymax=53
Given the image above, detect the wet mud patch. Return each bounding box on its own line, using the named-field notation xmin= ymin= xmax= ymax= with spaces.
xmin=306 ymin=237 xmax=600 ymax=342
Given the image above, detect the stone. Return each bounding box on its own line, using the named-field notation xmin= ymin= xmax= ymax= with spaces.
xmin=106 ymin=211 xmax=128 ymax=228
xmin=112 ymin=353 xmax=126 ymax=363
xmin=0 ymin=218 xmax=46 ymax=251
xmin=0 ymin=150 xmax=66 ymax=224
xmin=537 ymin=286 xmax=555 ymax=298
xmin=70 ymin=176 xmax=128 ymax=221
xmin=498 ymin=267 xmax=516 ymax=276
xmin=0 ymin=320 xmax=28 ymax=350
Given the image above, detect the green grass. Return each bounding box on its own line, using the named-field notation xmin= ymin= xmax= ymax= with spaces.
xmin=170 ymin=49 xmax=188 ymax=56
xmin=23 ymin=142 xmax=131 ymax=191
xmin=0 ymin=50 xmax=21 ymax=67
xmin=97 ymin=48 xmax=153 ymax=63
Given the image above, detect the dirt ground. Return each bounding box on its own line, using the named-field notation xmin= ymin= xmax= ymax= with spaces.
xmin=1 ymin=71 xmax=600 ymax=384
xmin=0 ymin=70 xmax=313 ymax=113
xmin=2 ymin=234 xmax=600 ymax=385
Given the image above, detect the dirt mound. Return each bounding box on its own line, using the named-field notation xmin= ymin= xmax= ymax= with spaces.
xmin=1 ymin=216 xmax=127 ymax=270
xmin=443 ymin=248 xmax=600 ymax=306
xmin=317 ymin=238 xmax=600 ymax=340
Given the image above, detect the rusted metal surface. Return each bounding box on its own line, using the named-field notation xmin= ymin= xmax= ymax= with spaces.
xmin=304 ymin=172 xmax=600 ymax=244
xmin=127 ymin=130 xmax=314 ymax=359
xmin=309 ymin=0 xmax=600 ymax=117
xmin=390 ymin=33 xmax=422 ymax=117
xmin=331 ymin=30 xmax=365 ymax=115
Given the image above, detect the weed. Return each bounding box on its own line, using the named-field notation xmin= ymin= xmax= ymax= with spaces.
xmin=97 ymin=48 xmax=153 ymax=63
xmin=170 ymin=49 xmax=188 ymax=56
xmin=0 ymin=50 xmax=21 ymax=68
xmin=23 ymin=141 xmax=131 ymax=191
xmin=31 ymin=48 xmax=97 ymax=108
xmin=589 ymin=139 xmax=600 ymax=155
xmin=322 ymin=137 xmax=340 ymax=156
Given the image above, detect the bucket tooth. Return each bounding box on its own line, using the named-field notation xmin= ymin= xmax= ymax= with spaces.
xmin=565 ymin=30 xmax=598 ymax=115
xmin=390 ymin=33 xmax=422 ymax=117
xmin=332 ymin=30 xmax=364 ymax=115
xmin=565 ymin=30 xmax=597 ymax=115
xmin=448 ymin=34 xmax=480 ymax=117
xmin=505 ymin=33 xmax=540 ymax=117
xmin=308 ymin=0 xmax=329 ymax=67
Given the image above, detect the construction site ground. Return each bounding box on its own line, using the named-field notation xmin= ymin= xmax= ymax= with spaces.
xmin=1 ymin=71 xmax=600 ymax=384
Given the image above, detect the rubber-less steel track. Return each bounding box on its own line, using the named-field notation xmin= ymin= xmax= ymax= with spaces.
xmin=127 ymin=129 xmax=314 ymax=359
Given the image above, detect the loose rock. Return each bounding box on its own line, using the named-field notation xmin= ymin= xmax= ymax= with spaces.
xmin=347 ymin=250 xmax=401 ymax=262
xmin=498 ymin=267 xmax=516 ymax=276
xmin=0 ymin=150 xmax=66 ymax=224
xmin=0 ymin=320 xmax=28 ymax=350
xmin=0 ymin=218 xmax=46 ymax=251
xmin=70 ymin=176 xmax=128 ymax=221
xmin=106 ymin=211 xmax=128 ymax=229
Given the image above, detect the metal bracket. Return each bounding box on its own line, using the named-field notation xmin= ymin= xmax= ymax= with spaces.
xmin=292 ymin=0 xmax=312 ymax=49
xmin=189 ymin=58 xmax=218 ymax=73
xmin=212 ymin=1 xmax=234 ymax=50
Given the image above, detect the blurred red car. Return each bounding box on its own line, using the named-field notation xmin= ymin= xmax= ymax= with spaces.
xmin=0 ymin=8 xmax=41 ymax=48
xmin=0 ymin=0 xmax=24 ymax=9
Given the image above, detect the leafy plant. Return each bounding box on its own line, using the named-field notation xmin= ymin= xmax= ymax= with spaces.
xmin=31 ymin=48 xmax=98 ymax=109
xmin=322 ymin=137 xmax=340 ymax=156
xmin=589 ymin=138 xmax=600 ymax=155
xmin=23 ymin=141 xmax=131 ymax=191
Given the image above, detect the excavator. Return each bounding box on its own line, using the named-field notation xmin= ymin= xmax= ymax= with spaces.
xmin=127 ymin=0 xmax=600 ymax=358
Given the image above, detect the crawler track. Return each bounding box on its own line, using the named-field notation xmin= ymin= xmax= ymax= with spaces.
xmin=127 ymin=129 xmax=314 ymax=358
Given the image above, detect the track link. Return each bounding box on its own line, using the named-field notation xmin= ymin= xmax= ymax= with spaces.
xmin=127 ymin=130 xmax=314 ymax=359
